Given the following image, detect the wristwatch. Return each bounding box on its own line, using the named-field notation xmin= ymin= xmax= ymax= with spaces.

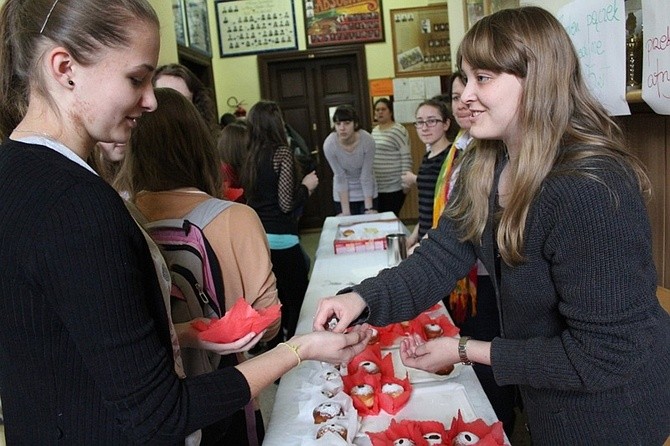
xmin=458 ymin=336 xmax=472 ymax=365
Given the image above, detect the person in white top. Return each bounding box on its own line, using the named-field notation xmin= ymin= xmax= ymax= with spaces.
xmin=323 ymin=104 xmax=378 ymax=216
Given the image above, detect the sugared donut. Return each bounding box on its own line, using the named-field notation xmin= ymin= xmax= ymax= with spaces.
xmin=350 ymin=383 xmax=375 ymax=408
xmin=312 ymin=401 xmax=343 ymax=424
xmin=423 ymin=323 xmax=444 ymax=339
xmin=381 ymin=382 xmax=404 ymax=398
xmin=316 ymin=422 xmax=347 ymax=440
xmin=359 ymin=360 xmax=380 ymax=374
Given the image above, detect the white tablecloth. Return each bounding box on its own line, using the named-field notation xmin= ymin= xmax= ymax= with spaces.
xmin=263 ymin=214 xmax=501 ymax=445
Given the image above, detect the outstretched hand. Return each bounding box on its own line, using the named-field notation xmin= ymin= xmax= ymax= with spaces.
xmin=291 ymin=328 xmax=372 ymax=365
xmin=399 ymin=333 xmax=459 ymax=374
xmin=312 ymin=292 xmax=367 ymax=333
xmin=175 ymin=320 xmax=265 ymax=355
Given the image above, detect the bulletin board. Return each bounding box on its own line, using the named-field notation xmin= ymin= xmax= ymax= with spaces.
xmin=390 ymin=4 xmax=451 ymax=78
xmin=215 ymin=0 xmax=298 ymax=58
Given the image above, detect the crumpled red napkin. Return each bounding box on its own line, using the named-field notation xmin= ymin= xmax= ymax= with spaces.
xmin=446 ymin=410 xmax=506 ymax=445
xmin=191 ymin=298 xmax=281 ymax=343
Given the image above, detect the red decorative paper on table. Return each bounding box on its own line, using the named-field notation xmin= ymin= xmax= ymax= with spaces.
xmin=377 ymin=376 xmax=412 ymax=414
xmin=191 ymin=298 xmax=281 ymax=343
xmin=343 ymin=344 xmax=412 ymax=415
xmin=367 ymin=419 xmax=449 ymax=446
xmin=410 ymin=313 xmax=460 ymax=341
xmin=446 ymin=410 xmax=506 ymax=445
xmin=366 ymin=412 xmax=504 ymax=445
xmin=347 ymin=344 xmax=393 ymax=376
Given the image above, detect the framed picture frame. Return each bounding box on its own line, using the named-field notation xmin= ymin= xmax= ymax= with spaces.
xmin=304 ymin=0 xmax=384 ymax=48
xmin=172 ymin=0 xmax=188 ymax=47
xmin=215 ymin=0 xmax=297 ymax=58
xmin=463 ymin=0 xmax=520 ymax=29
xmin=390 ymin=4 xmax=451 ymax=78
xmin=185 ymin=0 xmax=212 ymax=56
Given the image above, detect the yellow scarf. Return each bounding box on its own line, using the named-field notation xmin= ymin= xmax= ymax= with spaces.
xmin=432 ymin=132 xmax=477 ymax=324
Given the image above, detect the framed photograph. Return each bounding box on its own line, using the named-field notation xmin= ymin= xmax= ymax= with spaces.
xmin=390 ymin=4 xmax=450 ymax=78
xmin=172 ymin=0 xmax=188 ymax=46
xmin=185 ymin=0 xmax=211 ymax=56
xmin=463 ymin=0 xmax=519 ymax=29
xmin=304 ymin=0 xmax=384 ymax=48
xmin=215 ymin=0 xmax=297 ymax=58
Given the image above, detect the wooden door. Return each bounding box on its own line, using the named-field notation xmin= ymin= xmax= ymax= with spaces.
xmin=178 ymin=45 xmax=217 ymax=111
xmin=258 ymin=45 xmax=371 ymax=229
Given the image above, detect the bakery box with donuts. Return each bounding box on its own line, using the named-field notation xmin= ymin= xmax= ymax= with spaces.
xmin=334 ymin=218 xmax=405 ymax=254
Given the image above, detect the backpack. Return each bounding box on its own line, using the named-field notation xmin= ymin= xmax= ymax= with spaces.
xmin=145 ymin=198 xmax=233 ymax=376
xmin=145 ymin=198 xmax=262 ymax=445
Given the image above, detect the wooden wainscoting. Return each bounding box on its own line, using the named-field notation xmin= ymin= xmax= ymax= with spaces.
xmin=619 ymin=103 xmax=669 ymax=288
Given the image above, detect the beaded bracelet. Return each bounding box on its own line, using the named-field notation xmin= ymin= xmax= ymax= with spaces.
xmin=278 ymin=342 xmax=302 ymax=366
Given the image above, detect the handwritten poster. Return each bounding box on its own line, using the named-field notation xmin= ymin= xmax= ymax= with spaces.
xmin=558 ymin=0 xmax=630 ymax=116
xmin=641 ymin=0 xmax=670 ymax=114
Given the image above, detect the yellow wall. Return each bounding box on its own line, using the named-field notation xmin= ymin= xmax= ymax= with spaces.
xmin=202 ymin=0 xmax=571 ymax=117
xmin=208 ymin=0 xmax=465 ymax=117
xmin=0 ymin=0 xmax=570 ymax=116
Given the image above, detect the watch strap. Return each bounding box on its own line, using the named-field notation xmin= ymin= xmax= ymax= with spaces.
xmin=458 ymin=336 xmax=472 ymax=365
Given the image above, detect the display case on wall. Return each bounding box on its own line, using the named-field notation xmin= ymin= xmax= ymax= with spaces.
xmin=390 ymin=4 xmax=451 ymax=78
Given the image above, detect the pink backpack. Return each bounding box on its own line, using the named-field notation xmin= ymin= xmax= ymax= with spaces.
xmin=145 ymin=198 xmax=233 ymax=375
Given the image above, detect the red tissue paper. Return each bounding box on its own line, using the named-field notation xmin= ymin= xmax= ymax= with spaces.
xmin=343 ymin=344 xmax=412 ymax=416
xmin=446 ymin=410 xmax=506 ymax=446
xmin=367 ymin=419 xmax=449 ymax=446
xmin=347 ymin=344 xmax=394 ymax=377
xmin=410 ymin=313 xmax=460 ymax=341
xmin=191 ymin=298 xmax=281 ymax=343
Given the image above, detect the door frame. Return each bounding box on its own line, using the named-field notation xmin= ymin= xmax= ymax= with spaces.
xmin=258 ymin=45 xmax=372 ymax=229
xmin=258 ymin=45 xmax=371 ymax=128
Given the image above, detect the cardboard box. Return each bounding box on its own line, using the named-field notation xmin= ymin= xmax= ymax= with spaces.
xmin=334 ymin=218 xmax=403 ymax=254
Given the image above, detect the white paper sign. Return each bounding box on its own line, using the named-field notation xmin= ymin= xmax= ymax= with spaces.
xmin=641 ymin=0 xmax=670 ymax=114
xmin=558 ymin=0 xmax=630 ymax=115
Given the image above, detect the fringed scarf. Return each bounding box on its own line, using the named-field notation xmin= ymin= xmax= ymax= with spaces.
xmin=432 ymin=132 xmax=478 ymax=324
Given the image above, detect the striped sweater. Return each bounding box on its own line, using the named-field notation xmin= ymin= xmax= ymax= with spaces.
xmin=371 ymin=123 xmax=412 ymax=193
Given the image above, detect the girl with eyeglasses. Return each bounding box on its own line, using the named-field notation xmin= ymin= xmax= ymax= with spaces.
xmin=402 ymin=99 xmax=458 ymax=250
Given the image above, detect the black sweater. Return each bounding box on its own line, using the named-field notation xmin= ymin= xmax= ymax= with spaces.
xmin=354 ymin=154 xmax=670 ymax=444
xmin=0 ymin=140 xmax=250 ymax=444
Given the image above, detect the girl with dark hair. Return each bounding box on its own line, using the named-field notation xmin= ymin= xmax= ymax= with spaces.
xmin=0 ymin=2 xmax=369 ymax=443
xmin=154 ymin=63 xmax=220 ymax=136
xmin=217 ymin=120 xmax=248 ymax=202
xmin=241 ymin=100 xmax=318 ymax=348
xmin=402 ymin=98 xmax=456 ymax=250
xmin=324 ymin=104 xmax=378 ymax=215
xmin=127 ymin=88 xmax=282 ymax=445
